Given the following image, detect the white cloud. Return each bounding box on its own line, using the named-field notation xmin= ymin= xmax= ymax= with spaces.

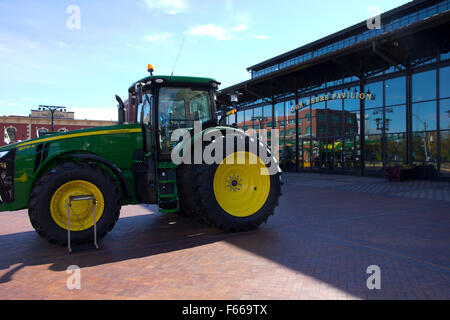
xmin=0 ymin=44 xmax=14 ymax=54
xmin=46 ymin=40 xmax=69 ymax=48
xmin=142 ymin=0 xmax=188 ymax=15
xmin=187 ymin=24 xmax=231 ymax=41
xmin=145 ymin=32 xmax=174 ymax=42
xmin=231 ymin=25 xmax=248 ymax=32
xmin=71 ymin=107 xmax=117 ymax=121
xmin=187 ymin=23 xmax=267 ymax=41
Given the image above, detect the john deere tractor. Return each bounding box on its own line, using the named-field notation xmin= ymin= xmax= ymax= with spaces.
xmin=0 ymin=66 xmax=281 ymax=245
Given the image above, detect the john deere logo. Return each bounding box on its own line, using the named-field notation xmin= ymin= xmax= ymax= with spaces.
xmin=290 ymin=91 xmax=375 ymax=113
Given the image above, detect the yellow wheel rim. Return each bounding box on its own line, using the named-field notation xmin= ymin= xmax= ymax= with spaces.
xmin=213 ymin=151 xmax=270 ymax=217
xmin=50 ymin=180 xmax=105 ymax=231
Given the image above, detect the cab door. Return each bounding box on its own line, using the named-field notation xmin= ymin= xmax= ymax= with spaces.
xmin=134 ymin=91 xmax=157 ymax=203
xmin=136 ymin=92 xmax=155 ymax=153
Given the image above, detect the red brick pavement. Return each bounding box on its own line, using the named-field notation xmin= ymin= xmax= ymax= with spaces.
xmin=0 ymin=174 xmax=449 ymax=300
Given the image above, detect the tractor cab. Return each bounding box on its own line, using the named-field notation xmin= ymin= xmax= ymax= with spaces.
xmin=123 ymin=65 xmax=221 ymax=158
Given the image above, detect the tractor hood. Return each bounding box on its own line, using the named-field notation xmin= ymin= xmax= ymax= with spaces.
xmin=0 ymin=124 xmax=141 ymax=152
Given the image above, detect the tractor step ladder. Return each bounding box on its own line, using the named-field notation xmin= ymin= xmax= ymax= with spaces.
xmin=67 ymin=195 xmax=99 ymax=253
xmin=157 ymin=162 xmax=179 ymax=214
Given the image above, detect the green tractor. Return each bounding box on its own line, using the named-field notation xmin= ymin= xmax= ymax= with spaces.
xmin=0 ymin=66 xmax=281 ymax=245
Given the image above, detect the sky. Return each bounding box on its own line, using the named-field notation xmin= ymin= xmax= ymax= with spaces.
xmin=0 ymin=0 xmax=410 ymax=120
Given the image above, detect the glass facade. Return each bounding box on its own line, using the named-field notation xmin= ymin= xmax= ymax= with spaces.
xmin=236 ymin=54 xmax=450 ymax=179
xmin=251 ymin=0 xmax=450 ymax=79
xmin=229 ymin=0 xmax=450 ymax=179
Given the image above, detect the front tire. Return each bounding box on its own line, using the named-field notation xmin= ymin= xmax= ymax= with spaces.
xmin=28 ymin=162 xmax=121 ymax=245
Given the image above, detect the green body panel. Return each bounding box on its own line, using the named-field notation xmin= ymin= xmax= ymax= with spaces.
xmin=0 ymin=123 xmax=144 ymax=212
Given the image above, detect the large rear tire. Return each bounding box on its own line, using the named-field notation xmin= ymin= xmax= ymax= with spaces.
xmin=192 ymin=134 xmax=281 ymax=231
xmin=28 ymin=162 xmax=121 ymax=245
xmin=176 ymin=164 xmax=201 ymax=217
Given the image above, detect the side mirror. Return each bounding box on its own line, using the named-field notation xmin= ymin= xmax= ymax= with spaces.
xmin=116 ymin=95 xmax=126 ymax=124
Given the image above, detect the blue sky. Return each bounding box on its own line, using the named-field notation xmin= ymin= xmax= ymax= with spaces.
xmin=0 ymin=0 xmax=409 ymax=120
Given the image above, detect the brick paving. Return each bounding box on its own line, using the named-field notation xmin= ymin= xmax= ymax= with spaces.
xmin=0 ymin=173 xmax=449 ymax=299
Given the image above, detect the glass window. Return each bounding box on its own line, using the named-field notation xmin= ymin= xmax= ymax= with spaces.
xmin=245 ymin=109 xmax=253 ymax=128
xmin=441 ymin=51 xmax=450 ymax=61
xmin=385 ymin=76 xmax=406 ymax=105
xmin=346 ymin=116 xmax=354 ymax=124
xmin=343 ymin=87 xmax=360 ymax=111
xmin=349 ymin=111 xmax=361 ymax=135
xmin=412 ymin=101 xmax=437 ymax=131
xmin=236 ymin=110 xmax=244 ymax=128
xmin=440 ymin=66 xmax=450 ymax=99
xmin=365 ymin=82 xmax=382 ymax=109
xmin=386 ymin=133 xmax=406 ymax=164
xmin=312 ymin=100 xmax=325 ymax=111
xmin=365 ymin=107 xmax=383 ymax=134
xmin=412 ymin=70 xmax=436 ymax=102
xmin=412 ymin=131 xmax=438 ymax=162
xmin=365 ymin=134 xmax=383 ymax=166
xmin=440 ymin=99 xmax=450 ymax=130
xmin=440 ymin=131 xmax=450 ymax=164
xmin=137 ymin=93 xmax=153 ymax=124
xmin=253 ymin=107 xmax=262 ymax=129
xmin=328 ymin=93 xmax=343 ymax=111
xmin=285 ymin=100 xmax=295 ymax=119
xmin=230 ymin=112 xmax=237 ymax=125
xmin=263 ymin=104 xmax=272 ymax=122
xmin=385 ymin=105 xmax=406 ymax=133
xmin=328 ymin=110 xmax=342 ymax=136
xmin=158 ymin=88 xmax=212 ymax=127
xmin=275 ymin=102 xmax=284 ymax=122
xmin=305 ymin=126 xmax=311 ymax=135
xmin=438 ymin=2 xmax=448 ymax=13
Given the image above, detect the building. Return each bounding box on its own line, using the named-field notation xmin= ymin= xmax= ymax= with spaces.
xmin=1 ymin=109 xmax=116 ymax=146
xmin=219 ymin=0 xmax=450 ymax=179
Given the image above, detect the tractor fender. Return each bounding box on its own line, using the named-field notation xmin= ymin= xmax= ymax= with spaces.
xmin=70 ymin=153 xmax=130 ymax=199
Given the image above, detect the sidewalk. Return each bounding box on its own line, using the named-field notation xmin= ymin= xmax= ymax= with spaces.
xmin=0 ymin=173 xmax=449 ymax=299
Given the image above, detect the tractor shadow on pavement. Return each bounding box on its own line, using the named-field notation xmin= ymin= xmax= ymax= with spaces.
xmin=0 ymin=205 xmax=239 ymax=282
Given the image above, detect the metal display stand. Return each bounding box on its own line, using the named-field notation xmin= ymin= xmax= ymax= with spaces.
xmin=67 ymin=195 xmax=99 ymax=253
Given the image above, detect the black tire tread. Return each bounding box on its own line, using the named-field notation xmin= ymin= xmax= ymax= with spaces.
xmin=28 ymin=162 xmax=121 ymax=246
